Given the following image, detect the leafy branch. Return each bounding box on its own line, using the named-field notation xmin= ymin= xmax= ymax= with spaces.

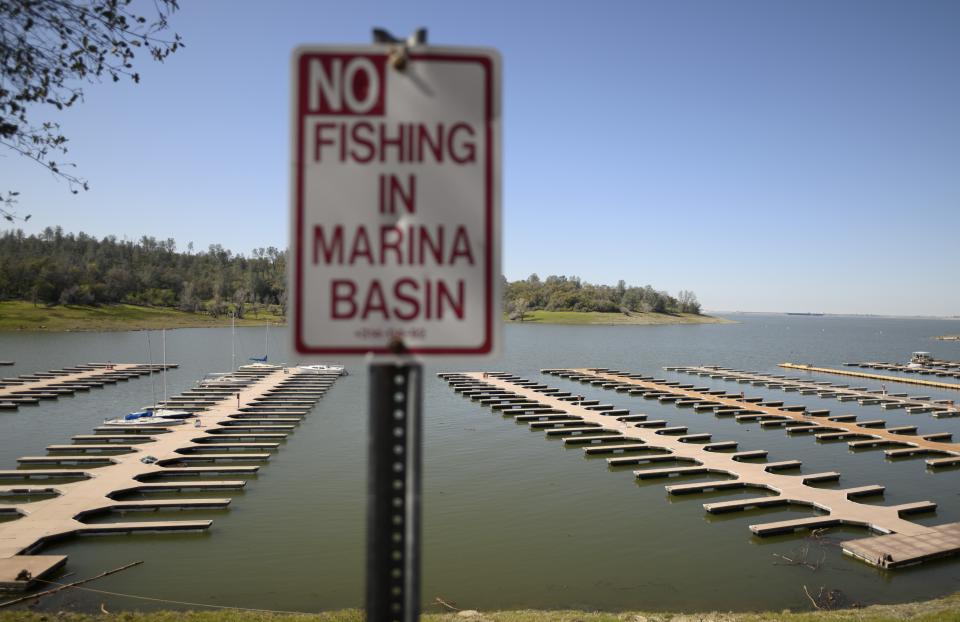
xmin=0 ymin=0 xmax=183 ymax=216
xmin=1 ymin=190 xmax=29 ymax=222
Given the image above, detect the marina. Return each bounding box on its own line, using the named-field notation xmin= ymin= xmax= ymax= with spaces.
xmin=0 ymin=365 xmax=339 ymax=591
xmin=1 ymin=318 xmax=959 ymax=612
xmin=442 ymin=370 xmax=960 ymax=569
xmin=1 ymin=0 xmax=959 ymax=616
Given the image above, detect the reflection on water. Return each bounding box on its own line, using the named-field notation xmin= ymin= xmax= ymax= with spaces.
xmin=0 ymin=313 xmax=959 ymax=612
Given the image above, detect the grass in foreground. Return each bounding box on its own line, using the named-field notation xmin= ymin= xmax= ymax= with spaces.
xmin=1 ymin=593 xmax=960 ymax=621
xmin=506 ymin=310 xmax=732 ymax=326
xmin=0 ymin=301 xmax=283 ymax=332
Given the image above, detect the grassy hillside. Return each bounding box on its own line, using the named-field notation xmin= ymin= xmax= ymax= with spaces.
xmin=506 ymin=310 xmax=733 ymax=325
xmin=0 ymin=301 xmax=282 ymax=332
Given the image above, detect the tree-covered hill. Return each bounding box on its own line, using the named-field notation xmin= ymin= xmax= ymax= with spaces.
xmin=504 ymin=274 xmax=700 ymax=318
xmin=0 ymin=228 xmax=285 ymax=318
xmin=0 ymin=229 xmax=701 ymax=321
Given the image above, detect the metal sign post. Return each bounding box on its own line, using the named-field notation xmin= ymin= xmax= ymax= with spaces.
xmin=367 ymin=354 xmax=422 ymax=622
xmin=365 ymin=29 xmax=427 ymax=622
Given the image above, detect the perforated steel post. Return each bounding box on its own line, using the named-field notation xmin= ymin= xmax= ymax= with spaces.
xmin=367 ymin=360 xmax=423 ymax=622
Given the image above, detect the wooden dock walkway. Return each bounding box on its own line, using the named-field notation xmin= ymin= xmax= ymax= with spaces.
xmin=0 ymin=363 xmax=177 ymax=412
xmin=0 ymin=366 xmax=340 ymax=591
xmin=443 ymin=371 xmax=960 ymax=570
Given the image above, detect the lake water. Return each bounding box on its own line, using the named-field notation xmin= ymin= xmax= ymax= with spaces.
xmin=1 ymin=314 xmax=959 ymax=613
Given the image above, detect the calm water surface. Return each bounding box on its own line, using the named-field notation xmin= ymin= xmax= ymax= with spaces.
xmin=1 ymin=314 xmax=959 ymax=613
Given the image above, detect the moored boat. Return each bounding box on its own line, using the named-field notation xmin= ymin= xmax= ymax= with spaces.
xmin=104 ymin=410 xmax=185 ymax=426
xmin=298 ymin=363 xmax=347 ymax=376
xmin=145 ymin=407 xmax=193 ymax=420
xmin=239 ymin=361 xmax=281 ymax=370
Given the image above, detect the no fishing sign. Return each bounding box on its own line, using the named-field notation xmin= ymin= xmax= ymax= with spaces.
xmin=290 ymin=45 xmax=501 ymax=357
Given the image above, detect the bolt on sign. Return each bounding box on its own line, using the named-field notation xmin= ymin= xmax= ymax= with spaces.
xmin=290 ymin=45 xmax=501 ymax=356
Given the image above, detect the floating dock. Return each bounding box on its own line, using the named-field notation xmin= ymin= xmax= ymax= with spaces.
xmin=845 ymin=361 xmax=960 ymax=381
xmin=0 ymin=363 xmax=177 ymax=412
xmin=781 ymin=363 xmax=960 ymax=392
xmin=670 ymin=366 xmax=960 ymax=418
xmin=442 ymin=371 xmax=960 ymax=569
xmin=0 ymin=366 xmax=339 ymax=591
xmin=547 ymin=368 xmax=960 ymax=469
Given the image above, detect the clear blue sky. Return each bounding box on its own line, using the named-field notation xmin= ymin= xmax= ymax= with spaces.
xmin=3 ymin=0 xmax=958 ymax=316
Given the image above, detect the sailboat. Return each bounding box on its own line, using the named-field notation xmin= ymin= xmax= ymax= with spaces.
xmin=148 ymin=329 xmax=193 ymax=419
xmin=298 ymin=363 xmax=347 ymax=375
xmin=239 ymin=321 xmax=281 ymax=370
xmin=104 ymin=410 xmax=186 ymax=426
xmin=196 ymin=313 xmax=248 ymax=386
xmin=105 ymin=330 xmax=189 ymax=426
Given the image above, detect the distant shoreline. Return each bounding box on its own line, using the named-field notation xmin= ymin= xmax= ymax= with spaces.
xmin=505 ymin=310 xmax=732 ymax=326
xmin=713 ymin=310 xmax=960 ymax=321
xmin=0 ymin=301 xmax=282 ymax=332
xmin=0 ymin=301 xmax=731 ymax=332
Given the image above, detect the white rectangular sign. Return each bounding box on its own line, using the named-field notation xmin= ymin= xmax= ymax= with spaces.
xmin=290 ymin=45 xmax=501 ymax=356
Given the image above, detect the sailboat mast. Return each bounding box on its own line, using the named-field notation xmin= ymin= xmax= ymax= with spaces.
xmin=265 ymin=322 xmax=269 ymax=362
xmin=231 ymin=312 xmax=236 ymax=370
xmin=162 ymin=329 xmax=167 ymax=403
xmin=146 ymin=330 xmax=157 ymax=409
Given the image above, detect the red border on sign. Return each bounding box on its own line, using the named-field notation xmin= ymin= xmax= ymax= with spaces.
xmin=293 ymin=52 xmax=496 ymax=355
